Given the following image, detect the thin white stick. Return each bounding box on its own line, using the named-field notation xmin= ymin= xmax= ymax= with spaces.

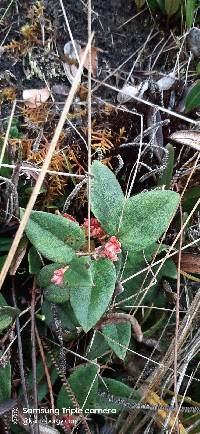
xmin=0 ymin=163 xmax=88 ymax=178
xmin=93 ymin=79 xmax=200 ymax=125
xmin=0 ymin=100 xmax=17 ymax=168
xmin=59 ymin=0 xmax=80 ymax=65
xmin=87 ymin=0 xmax=92 ymax=252
xmin=0 ymin=34 xmax=94 ymax=290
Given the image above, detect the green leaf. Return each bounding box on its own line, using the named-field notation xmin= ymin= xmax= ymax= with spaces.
xmin=161 ymin=258 xmax=177 ymax=279
xmin=0 ymin=237 xmax=12 ymax=252
xmin=117 ymin=245 xmax=167 ymax=307
xmin=20 ymin=209 xmax=85 ymax=263
xmin=143 ymin=312 xmax=167 ymax=337
xmin=91 ymin=161 xmax=124 ymax=234
xmin=42 ymin=300 xmax=79 ymax=330
xmin=38 ymin=263 xmax=70 ymax=303
xmin=165 ymin=0 xmax=181 ymax=16
xmin=96 ymin=378 xmax=141 ymax=412
xmin=70 ymin=258 xmax=116 ymax=332
xmin=101 ymin=322 xmax=131 ymax=360
xmin=119 ymin=190 xmax=179 ymax=251
xmin=186 ymin=0 xmax=195 ymax=28
xmin=0 ymin=354 xmax=11 ymax=403
xmin=148 ymin=0 xmax=159 ymax=10
xmin=183 ymin=186 xmax=200 ymax=213
xmin=156 ymin=0 xmax=165 ymax=12
xmin=197 ymin=62 xmax=200 ymax=75
xmin=87 ymin=331 xmax=111 ymax=359
xmin=158 ymin=143 xmax=174 ymax=188
xmin=44 ymin=285 xmax=70 ymax=303
xmin=0 ymin=295 xmax=19 ymax=332
xmin=185 ymin=80 xmax=200 ymax=112
xmin=135 ymin=0 xmax=146 ymax=9
xmin=64 ymin=256 xmax=93 ymax=288
xmin=57 ymin=364 xmax=99 ymax=410
xmin=0 ymin=255 xmax=7 ymax=272
xmin=29 ymin=355 xmax=58 ymax=402
xmin=28 ymin=246 xmax=42 ymax=275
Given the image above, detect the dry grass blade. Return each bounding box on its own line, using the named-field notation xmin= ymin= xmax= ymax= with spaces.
xmin=0 ymin=99 xmax=16 ymax=168
xmin=0 ymin=32 xmax=94 ymax=290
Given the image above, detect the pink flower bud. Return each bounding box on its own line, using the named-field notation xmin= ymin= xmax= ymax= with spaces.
xmin=82 ymin=217 xmax=106 ymax=241
xmin=95 ymin=236 xmax=121 ymax=262
xmin=51 ymin=268 xmax=66 ymax=285
xmin=62 ymin=213 xmax=78 ymax=223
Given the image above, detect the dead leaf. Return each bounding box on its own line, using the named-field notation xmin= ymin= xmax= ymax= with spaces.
xmin=140 ymin=387 xmax=187 ymax=434
xmin=63 ymin=40 xmax=82 ymax=84
xmin=170 ymin=130 xmax=200 ymax=151
xmin=52 ymin=84 xmax=69 ymax=96
xmin=117 ymin=81 xmax=148 ymax=104
xmin=79 ymin=46 xmax=100 ymax=77
xmin=23 ymin=87 xmax=50 ymax=108
xmin=173 ymin=253 xmax=200 ymax=274
xmin=156 ymin=73 xmax=175 ymax=91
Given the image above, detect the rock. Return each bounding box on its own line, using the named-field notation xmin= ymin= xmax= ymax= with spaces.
xmin=187 ymin=27 xmax=200 ymax=57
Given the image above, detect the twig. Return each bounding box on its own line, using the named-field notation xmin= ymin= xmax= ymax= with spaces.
xmin=11 ymin=277 xmax=34 ymax=434
xmin=35 ymin=326 xmax=55 ymax=426
xmin=87 ymin=0 xmax=92 ymax=253
xmin=62 ymin=177 xmax=88 ymax=212
xmin=0 ymin=163 xmax=89 ymax=178
xmin=41 ymin=339 xmax=92 ymax=434
xmin=31 ymin=278 xmax=39 ymax=434
xmin=0 ymin=100 xmax=16 ymax=168
xmin=96 ymin=312 xmax=143 ymax=342
xmin=93 ymin=79 xmax=200 ymax=125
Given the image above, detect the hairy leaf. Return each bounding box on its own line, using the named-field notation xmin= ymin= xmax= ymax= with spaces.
xmin=70 ymin=258 xmax=116 ymax=332
xmin=101 ymin=322 xmax=131 ymax=360
xmin=38 ymin=263 xmax=70 ymax=303
xmin=57 ymin=364 xmax=99 ymax=410
xmin=0 ymin=355 xmax=11 ymax=403
xmin=42 ymin=300 xmax=79 ymax=331
xmin=20 ymin=209 xmax=85 ymax=263
xmin=165 ymin=0 xmax=180 ymax=16
xmin=185 ymin=80 xmax=200 ymax=112
xmin=28 ymin=246 xmax=42 ymax=275
xmin=0 ymin=294 xmax=19 ymax=332
xmin=119 ymin=190 xmax=179 ymax=251
xmin=97 ymin=378 xmax=141 ymax=412
xmin=87 ymin=331 xmax=111 ymax=359
xmin=158 ymin=143 xmax=174 ymax=188
xmin=64 ymin=256 xmax=93 ymax=288
xmin=186 ymin=0 xmax=195 ymax=28
xmin=91 ymin=161 xmax=124 ymax=234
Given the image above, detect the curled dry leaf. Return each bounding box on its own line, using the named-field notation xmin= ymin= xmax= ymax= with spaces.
xmin=170 ymin=130 xmax=200 ymax=151
xmin=79 ymin=46 xmax=100 ymax=77
xmin=23 ymin=87 xmax=50 ymax=108
xmin=117 ymin=81 xmax=148 ymax=104
xmin=63 ymin=40 xmax=101 ymax=82
xmin=187 ymin=27 xmax=200 ymax=57
xmin=156 ymin=73 xmax=175 ymax=91
xmin=173 ymin=253 xmax=200 ymax=274
xmin=63 ymin=40 xmax=81 ymax=84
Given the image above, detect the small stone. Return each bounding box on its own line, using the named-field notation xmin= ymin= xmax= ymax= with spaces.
xmin=187 ymin=27 xmax=200 ymax=57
